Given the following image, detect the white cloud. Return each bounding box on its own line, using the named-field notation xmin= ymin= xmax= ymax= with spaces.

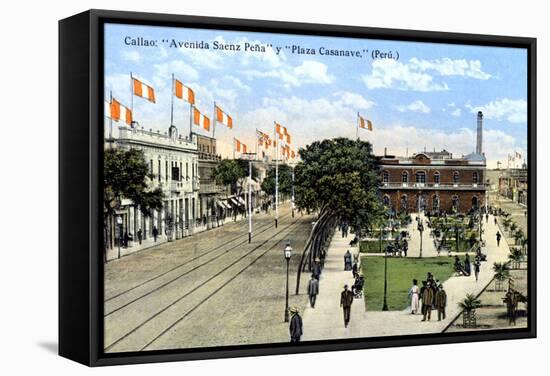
xmin=396 ymin=100 xmax=431 ymax=114
xmin=409 ymin=58 xmax=491 ymax=80
xmin=121 ymin=50 xmax=141 ymax=63
xmin=363 ymin=57 xmax=491 ymax=91
xmin=245 ymin=60 xmax=334 ymax=88
xmin=363 ymin=59 xmax=449 ymax=92
xmin=466 ymin=98 xmax=527 ymax=124
xmin=451 ymin=108 xmax=462 ymax=117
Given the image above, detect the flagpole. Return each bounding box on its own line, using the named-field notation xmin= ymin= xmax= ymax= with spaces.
xmin=255 ymin=129 xmax=259 ymax=161
xmin=189 ymin=103 xmax=193 ymax=141
xmin=274 ymin=122 xmax=279 ymax=229
xmin=129 ymin=72 xmax=134 ymax=128
xmin=109 ymin=91 xmax=113 ymax=148
xmin=356 ymin=112 xmax=359 ymax=139
xmin=170 ymin=73 xmax=174 ymax=126
xmin=213 ymin=101 xmax=217 ymax=139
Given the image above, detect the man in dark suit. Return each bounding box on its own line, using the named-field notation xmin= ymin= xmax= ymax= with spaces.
xmin=421 ymin=281 xmax=435 ymax=321
xmin=307 ymin=274 xmax=319 ymax=308
xmin=340 ymin=284 xmax=354 ymax=328
xmin=289 ymin=306 xmax=303 ymax=342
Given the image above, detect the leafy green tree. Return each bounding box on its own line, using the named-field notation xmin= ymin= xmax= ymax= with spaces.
xmin=212 ymin=158 xmax=258 ymax=197
xmin=294 ymin=138 xmax=383 ymax=235
xmin=261 ymin=164 xmax=293 ymax=197
xmin=103 ymin=148 xmax=164 ymax=257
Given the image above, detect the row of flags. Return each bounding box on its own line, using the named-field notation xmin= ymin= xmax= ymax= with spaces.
xmin=508 ymin=151 xmax=522 ymax=161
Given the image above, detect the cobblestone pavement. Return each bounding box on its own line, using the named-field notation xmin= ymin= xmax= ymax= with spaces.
xmin=301 ymin=212 xmax=517 ymax=341
xmin=104 ymin=203 xmax=315 ymax=352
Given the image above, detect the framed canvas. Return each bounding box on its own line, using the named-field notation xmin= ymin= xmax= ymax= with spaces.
xmin=59 ymin=9 xmax=536 ymax=366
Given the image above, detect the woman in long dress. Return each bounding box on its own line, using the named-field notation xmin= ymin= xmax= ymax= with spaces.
xmin=408 ymin=279 xmax=420 ymax=314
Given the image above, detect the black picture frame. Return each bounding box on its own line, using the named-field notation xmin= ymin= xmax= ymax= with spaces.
xmin=59 ymin=9 xmax=537 ymax=367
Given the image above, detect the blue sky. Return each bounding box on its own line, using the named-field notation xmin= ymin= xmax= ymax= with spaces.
xmin=104 ymin=23 xmax=528 ymax=168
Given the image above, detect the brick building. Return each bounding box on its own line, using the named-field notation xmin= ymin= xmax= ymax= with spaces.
xmin=377 ymin=112 xmax=487 ymax=214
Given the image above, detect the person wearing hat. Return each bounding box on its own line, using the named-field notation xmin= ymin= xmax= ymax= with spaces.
xmin=307 ymin=273 xmax=320 ymax=308
xmin=289 ymin=306 xmax=303 ymax=342
xmin=435 ymin=284 xmax=447 ymax=321
xmin=340 ymin=284 xmax=354 ymax=327
xmin=312 ymin=258 xmax=321 ymax=280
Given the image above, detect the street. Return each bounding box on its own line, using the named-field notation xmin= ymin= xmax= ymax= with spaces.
xmin=104 ymin=203 xmax=314 ymax=352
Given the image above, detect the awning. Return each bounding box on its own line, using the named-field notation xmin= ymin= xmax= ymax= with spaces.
xmin=230 ymin=198 xmax=240 ymax=206
xmin=216 ymin=201 xmax=226 ymax=208
xmin=237 ymin=197 xmax=246 ymax=205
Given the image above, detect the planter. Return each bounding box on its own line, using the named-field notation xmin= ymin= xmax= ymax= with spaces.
xmin=463 ymin=310 xmax=477 ymax=328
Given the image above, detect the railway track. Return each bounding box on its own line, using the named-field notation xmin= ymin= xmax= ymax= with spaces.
xmin=104 ymin=215 xmax=304 ymax=352
xmin=104 ymin=211 xmax=292 ymax=316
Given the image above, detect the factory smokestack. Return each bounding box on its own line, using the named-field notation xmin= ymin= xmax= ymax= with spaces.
xmin=476 ymin=111 xmax=483 ymax=155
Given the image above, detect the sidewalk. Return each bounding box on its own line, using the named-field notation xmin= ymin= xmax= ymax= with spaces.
xmin=301 ymin=213 xmax=511 ymax=341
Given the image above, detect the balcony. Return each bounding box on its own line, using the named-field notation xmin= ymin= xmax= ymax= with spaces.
xmin=199 ymin=179 xmax=226 ymax=194
xmin=192 ymin=177 xmax=200 ymax=191
xmin=379 ymin=182 xmax=486 ymax=191
xmin=171 ymin=181 xmax=184 ymax=193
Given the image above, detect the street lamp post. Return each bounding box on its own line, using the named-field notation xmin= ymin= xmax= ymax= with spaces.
xmin=291 ymin=165 xmax=295 ymax=218
xmin=116 ymin=215 xmax=123 ymax=259
xmin=283 ymin=242 xmax=292 ymax=322
xmin=381 ymin=222 xmax=389 ymax=311
xmin=418 ymin=221 xmax=424 ymax=258
xmin=242 ymin=153 xmax=256 ymax=243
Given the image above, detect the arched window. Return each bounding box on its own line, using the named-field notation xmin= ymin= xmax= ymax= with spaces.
xmin=402 ymin=171 xmax=409 ymax=183
xmin=472 ymin=171 xmax=478 ymax=185
xmin=453 ymin=171 xmax=460 ymax=184
xmin=452 ymin=195 xmax=459 ymax=212
xmin=472 ymin=196 xmax=479 ymax=209
xmin=383 ymin=195 xmax=391 ymax=207
xmin=432 ymin=195 xmax=440 ymax=211
xmin=433 ymin=171 xmax=440 ymax=185
xmin=400 ymin=194 xmax=408 ymax=211
xmin=415 ymin=171 xmax=426 ymax=184
xmin=382 ymin=171 xmax=389 ymax=184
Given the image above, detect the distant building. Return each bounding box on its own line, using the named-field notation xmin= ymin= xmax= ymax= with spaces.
xmin=376 ymin=112 xmax=487 ymax=214
xmin=377 ymin=152 xmax=487 ymax=213
xmin=498 ymin=167 xmax=528 ymax=206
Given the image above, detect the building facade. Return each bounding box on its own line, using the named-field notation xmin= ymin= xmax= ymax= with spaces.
xmin=106 ymin=125 xmax=200 ymax=251
xmin=377 ymin=151 xmax=487 ymax=214
xmin=498 ymin=167 xmax=528 ymax=206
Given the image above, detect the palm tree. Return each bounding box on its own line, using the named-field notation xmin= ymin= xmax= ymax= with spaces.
xmin=509 ymin=222 xmax=518 ymax=237
xmin=508 ymin=248 xmax=523 ymax=269
xmin=459 ymin=293 xmax=482 ymax=328
xmin=502 ymin=217 xmax=512 ymax=232
xmin=493 ymin=262 xmax=511 ymax=291
xmin=513 ymin=229 xmax=524 ymax=245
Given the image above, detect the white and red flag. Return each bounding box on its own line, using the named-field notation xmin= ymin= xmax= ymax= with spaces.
xmin=193 ymin=107 xmax=211 ymax=131
xmin=235 ymin=138 xmax=247 ymax=153
xmin=105 ymin=98 xmax=132 ymax=125
xmin=275 ymin=122 xmax=287 ymax=140
xmin=358 ymin=114 xmax=373 ymax=131
xmin=215 ymin=105 xmax=233 ymax=129
xmin=132 ymin=76 xmax=156 ymax=103
xmin=174 ymin=79 xmax=195 ymax=104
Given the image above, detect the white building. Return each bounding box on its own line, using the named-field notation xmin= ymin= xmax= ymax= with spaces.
xmin=106 ymin=125 xmax=200 ymax=254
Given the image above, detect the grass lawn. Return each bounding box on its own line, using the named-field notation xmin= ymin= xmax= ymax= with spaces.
xmin=360 ymin=256 xmax=454 ymax=311
xmin=359 ymin=240 xmax=390 ymax=253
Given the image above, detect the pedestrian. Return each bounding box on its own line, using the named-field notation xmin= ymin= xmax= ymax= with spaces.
xmin=474 ymin=258 xmax=481 ymax=282
xmin=340 ymin=284 xmax=354 ymax=328
xmin=307 ymin=274 xmax=319 ymax=308
xmin=494 ymin=216 xmax=498 ymax=226
xmin=312 ymin=258 xmax=321 ymax=280
xmin=402 ymin=238 xmax=408 ymax=257
xmin=289 ymin=306 xmax=303 ymax=342
xmin=408 ymin=279 xmax=420 ymax=314
xmin=485 ymin=213 xmax=489 ymax=223
xmin=419 ymin=280 xmax=427 ymax=316
xmin=344 ymin=250 xmax=352 ymax=271
xmin=464 ymin=254 xmax=471 ymax=276
xmin=435 ymin=284 xmax=447 ymax=321
xmin=137 ymin=228 xmax=142 ymax=245
xmin=421 ymin=281 xmax=435 ymax=321
xmin=352 ymin=261 xmax=359 ymax=279
xmin=123 ymin=231 xmax=129 ymax=248
xmin=152 ymin=226 xmax=159 ymax=242
xmin=496 ymin=231 xmax=502 ymax=247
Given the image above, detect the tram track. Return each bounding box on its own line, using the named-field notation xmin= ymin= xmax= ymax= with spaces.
xmin=104 ymin=216 xmax=303 ymax=352
xmin=104 ymin=211 xmax=291 ymax=310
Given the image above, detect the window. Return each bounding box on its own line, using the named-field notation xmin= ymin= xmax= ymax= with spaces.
xmin=472 ymin=171 xmax=478 ymax=184
xmin=432 ymin=195 xmax=440 ymax=211
xmin=382 ymin=171 xmax=389 ymax=183
xmin=158 ymin=160 xmax=161 ymax=182
xmin=383 ymin=195 xmax=390 ymax=207
xmin=415 ymin=171 xmax=426 ymax=183
xmin=452 ymin=196 xmax=459 ymax=211
xmin=165 ymin=160 xmax=168 ymax=181
xmin=402 ymin=171 xmax=409 ymax=183
xmin=434 ymin=171 xmax=440 ymax=184
xmin=150 ymin=159 xmax=153 ymax=174
xmin=186 ymin=162 xmax=189 ymax=179
xmin=400 ymin=195 xmax=408 ymax=210
xmin=453 ymin=171 xmax=460 ymax=184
